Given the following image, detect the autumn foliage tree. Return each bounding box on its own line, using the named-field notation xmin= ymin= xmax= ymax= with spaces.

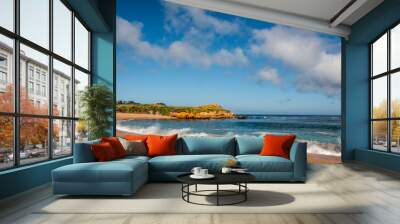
xmin=0 ymin=84 xmax=59 ymax=154
xmin=372 ymin=99 xmax=400 ymax=143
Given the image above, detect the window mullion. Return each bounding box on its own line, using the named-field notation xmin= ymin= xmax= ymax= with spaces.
xmin=71 ymin=10 xmax=76 ymax=154
xmin=48 ymin=0 xmax=54 ymax=160
xmin=388 ymin=30 xmax=391 ymax=153
xmin=13 ymin=0 xmax=20 ymax=167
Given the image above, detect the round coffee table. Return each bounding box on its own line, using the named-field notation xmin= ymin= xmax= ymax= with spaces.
xmin=177 ymin=173 xmax=255 ymax=206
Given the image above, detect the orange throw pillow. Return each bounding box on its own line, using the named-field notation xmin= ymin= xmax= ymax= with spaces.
xmin=260 ymin=134 xmax=296 ymax=159
xmin=101 ymin=137 xmax=127 ymax=158
xmin=91 ymin=142 xmax=117 ymax=161
xmin=146 ymin=134 xmax=178 ymax=157
xmin=124 ymin=135 xmax=148 ymax=141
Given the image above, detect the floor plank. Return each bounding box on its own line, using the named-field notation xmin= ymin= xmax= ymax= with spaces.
xmin=1 ymin=162 xmax=400 ymax=224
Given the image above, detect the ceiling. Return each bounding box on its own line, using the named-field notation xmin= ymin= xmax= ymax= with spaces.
xmin=166 ymin=0 xmax=384 ymax=38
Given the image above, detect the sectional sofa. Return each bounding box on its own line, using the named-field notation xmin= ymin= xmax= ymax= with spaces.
xmin=52 ymin=136 xmax=307 ymax=196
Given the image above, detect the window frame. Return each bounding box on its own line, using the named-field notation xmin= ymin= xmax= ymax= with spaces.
xmin=370 ymin=21 xmax=400 ymax=154
xmin=0 ymin=0 xmax=92 ymax=171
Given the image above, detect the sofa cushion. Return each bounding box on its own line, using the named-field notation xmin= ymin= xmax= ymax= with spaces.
xmin=179 ymin=136 xmax=235 ymax=155
xmin=236 ymin=155 xmax=293 ymax=172
xmin=260 ymin=134 xmax=296 ymax=159
xmin=236 ymin=136 xmax=263 ymax=155
xmin=149 ymin=154 xmax=235 ymax=172
xmin=53 ymin=158 xmax=147 ymax=183
xmin=119 ymin=138 xmax=147 ymax=156
xmin=101 ymin=137 xmax=127 ymax=158
xmin=91 ymin=142 xmax=118 ymax=161
xmin=147 ymin=134 xmax=178 ymax=157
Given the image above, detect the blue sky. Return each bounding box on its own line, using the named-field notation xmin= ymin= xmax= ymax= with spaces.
xmin=117 ymin=0 xmax=341 ymax=115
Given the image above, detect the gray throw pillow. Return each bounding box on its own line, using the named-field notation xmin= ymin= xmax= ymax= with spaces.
xmin=119 ymin=138 xmax=147 ymax=156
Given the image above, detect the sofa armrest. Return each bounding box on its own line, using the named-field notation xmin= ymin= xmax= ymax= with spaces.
xmin=289 ymin=142 xmax=307 ymax=182
xmin=73 ymin=140 xmax=100 ymax=163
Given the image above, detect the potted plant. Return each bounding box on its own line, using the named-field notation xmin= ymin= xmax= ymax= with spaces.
xmin=79 ymin=84 xmax=114 ymax=140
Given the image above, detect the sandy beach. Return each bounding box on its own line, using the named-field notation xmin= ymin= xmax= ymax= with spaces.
xmin=117 ymin=112 xmax=174 ymax=120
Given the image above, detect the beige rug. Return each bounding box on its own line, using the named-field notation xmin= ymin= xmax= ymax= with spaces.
xmin=38 ymin=183 xmax=361 ymax=214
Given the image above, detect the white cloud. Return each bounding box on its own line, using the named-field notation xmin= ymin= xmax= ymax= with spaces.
xmin=164 ymin=3 xmax=241 ymax=35
xmin=117 ymin=17 xmax=248 ymax=67
xmin=257 ymin=67 xmax=282 ymax=85
xmin=251 ymin=26 xmax=341 ymax=96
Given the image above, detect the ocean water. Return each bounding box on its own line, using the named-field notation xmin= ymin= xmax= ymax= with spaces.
xmin=117 ymin=115 xmax=341 ymax=155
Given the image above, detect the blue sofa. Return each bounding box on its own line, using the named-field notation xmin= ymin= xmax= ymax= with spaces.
xmin=52 ymin=136 xmax=307 ymax=196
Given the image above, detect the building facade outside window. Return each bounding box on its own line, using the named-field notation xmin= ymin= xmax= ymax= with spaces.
xmin=0 ymin=0 xmax=91 ymax=170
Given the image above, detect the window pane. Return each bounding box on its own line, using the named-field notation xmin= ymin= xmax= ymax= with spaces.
xmin=391 ymin=120 xmax=400 ymax=153
xmin=53 ymin=119 xmax=72 ymax=157
xmin=74 ymin=69 xmax=89 ymax=117
xmin=20 ymin=44 xmax=49 ymax=115
xmin=20 ymin=0 xmax=49 ymax=49
xmin=392 ymin=24 xmax=400 ymax=70
xmin=372 ymin=121 xmax=388 ymax=151
xmin=372 ymin=33 xmax=387 ymax=76
xmin=75 ymin=17 xmax=89 ymax=70
xmin=53 ymin=0 xmax=72 ymax=60
xmin=75 ymin=120 xmax=88 ymax=143
xmin=0 ymin=34 xmax=14 ymax=112
xmin=391 ymin=72 xmax=400 ymax=118
xmin=20 ymin=117 xmax=49 ymax=165
xmin=372 ymin=77 xmax=387 ymax=119
xmin=53 ymin=59 xmax=72 ymax=117
xmin=0 ymin=116 xmax=13 ymax=170
xmin=0 ymin=0 xmax=14 ymax=31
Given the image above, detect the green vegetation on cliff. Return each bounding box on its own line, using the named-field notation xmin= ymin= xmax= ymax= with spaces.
xmin=116 ymin=101 xmax=235 ymax=119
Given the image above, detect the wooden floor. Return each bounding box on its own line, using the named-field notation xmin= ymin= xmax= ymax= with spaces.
xmin=1 ymin=162 xmax=400 ymax=224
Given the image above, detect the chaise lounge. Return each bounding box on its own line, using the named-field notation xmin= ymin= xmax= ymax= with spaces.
xmin=52 ymin=136 xmax=307 ymax=196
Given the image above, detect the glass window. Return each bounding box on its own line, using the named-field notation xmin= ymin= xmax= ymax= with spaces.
xmin=75 ymin=120 xmax=88 ymax=143
xmin=28 ymin=81 xmax=33 ymax=93
xmin=0 ymin=0 xmax=92 ymax=170
xmin=53 ymin=119 xmax=72 ymax=157
xmin=391 ymin=24 xmax=400 ymax=70
xmin=74 ymin=69 xmax=89 ymax=118
xmin=372 ymin=121 xmax=388 ymax=151
xmin=20 ymin=0 xmax=49 ymax=49
xmin=53 ymin=0 xmax=72 ymax=60
xmin=20 ymin=44 xmax=49 ymax=115
xmin=19 ymin=117 xmax=49 ymax=165
xmin=371 ymin=25 xmax=400 ymax=153
xmin=53 ymin=59 xmax=72 ymax=117
xmin=0 ymin=0 xmax=14 ymax=31
xmin=372 ymin=33 xmax=387 ymax=76
xmin=391 ymin=120 xmax=400 ymax=153
xmin=28 ymin=67 xmax=34 ymax=79
xmin=74 ymin=18 xmax=89 ymax=70
xmin=0 ymin=35 xmax=13 ymax=113
xmin=391 ymin=72 xmax=400 ymax=118
xmin=0 ymin=116 xmax=14 ymax=169
xmin=372 ymin=77 xmax=387 ymax=119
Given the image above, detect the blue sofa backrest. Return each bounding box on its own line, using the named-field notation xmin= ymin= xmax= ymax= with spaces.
xmin=73 ymin=139 xmax=100 ymax=163
xmin=177 ymin=136 xmax=236 ymax=155
xmin=235 ymin=136 xmax=263 ymax=155
xmin=74 ymin=136 xmax=302 ymax=161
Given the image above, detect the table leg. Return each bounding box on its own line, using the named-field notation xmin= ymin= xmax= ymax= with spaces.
xmin=187 ymin=184 xmax=190 ymax=202
xmin=195 ymin=184 xmax=198 ymax=192
xmin=217 ymin=184 xmax=219 ymax=206
xmin=245 ymin=183 xmax=247 ymax=201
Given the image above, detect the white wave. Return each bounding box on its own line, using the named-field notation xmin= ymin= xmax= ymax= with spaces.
xmin=117 ymin=123 xmax=192 ymax=136
xmin=304 ymin=141 xmax=341 ymax=156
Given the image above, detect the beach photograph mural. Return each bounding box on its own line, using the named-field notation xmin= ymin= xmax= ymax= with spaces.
xmin=116 ymin=0 xmax=342 ymax=163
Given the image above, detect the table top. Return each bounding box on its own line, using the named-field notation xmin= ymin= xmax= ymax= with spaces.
xmin=177 ymin=172 xmax=255 ymax=185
